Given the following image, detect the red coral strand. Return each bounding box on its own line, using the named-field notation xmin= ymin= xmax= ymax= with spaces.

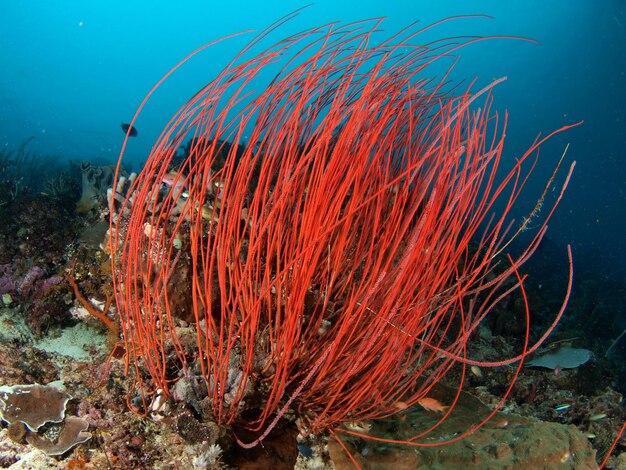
xmin=110 ymin=14 xmax=580 ymax=453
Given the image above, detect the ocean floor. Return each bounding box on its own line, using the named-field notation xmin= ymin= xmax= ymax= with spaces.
xmin=0 ymin=310 xmax=622 ymax=469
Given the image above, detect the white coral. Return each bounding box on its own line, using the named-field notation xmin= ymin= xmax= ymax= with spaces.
xmin=189 ymin=442 xmax=223 ymax=469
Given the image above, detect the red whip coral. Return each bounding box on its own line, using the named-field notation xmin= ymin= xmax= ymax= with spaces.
xmin=109 ymin=13 xmax=579 ymax=459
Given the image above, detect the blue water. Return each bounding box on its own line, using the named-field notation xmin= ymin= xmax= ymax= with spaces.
xmin=1 ymin=1 xmax=625 ymax=304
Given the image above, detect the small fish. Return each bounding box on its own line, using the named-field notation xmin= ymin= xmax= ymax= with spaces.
xmin=554 ymin=404 xmax=571 ymax=412
xmin=121 ymin=122 xmax=138 ymax=137
xmin=162 ymin=171 xmax=183 ymax=187
xmin=161 ymin=171 xmax=189 ymax=198
xmin=470 ymin=365 xmax=483 ymax=377
xmin=491 ymin=418 xmax=509 ymax=429
xmin=344 ymin=421 xmax=372 ymax=433
xmin=394 ymin=401 xmax=409 ymax=410
xmin=589 ymin=413 xmax=607 ymax=421
xmin=417 ymin=397 xmax=448 ymax=413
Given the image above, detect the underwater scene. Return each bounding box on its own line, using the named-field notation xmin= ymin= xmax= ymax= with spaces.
xmin=1 ymin=1 xmax=625 ymax=469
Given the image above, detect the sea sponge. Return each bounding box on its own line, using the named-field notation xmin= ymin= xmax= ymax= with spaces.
xmin=75 ymin=162 xmax=114 ymax=214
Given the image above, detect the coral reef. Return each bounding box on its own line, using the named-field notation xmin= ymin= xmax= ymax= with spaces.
xmin=0 ymin=138 xmax=58 ymax=204
xmin=0 ymin=174 xmax=623 ymax=469
xmin=0 ymin=262 xmax=72 ymax=336
xmin=41 ymin=170 xmax=81 ymax=210
xmin=0 ymin=194 xmax=74 ymax=266
xmin=0 ymin=188 xmax=80 ymax=336
xmin=0 ymin=384 xmax=71 ymax=431
xmin=0 ymin=383 xmax=92 ymax=458
xmin=25 ymin=415 xmax=91 ymax=456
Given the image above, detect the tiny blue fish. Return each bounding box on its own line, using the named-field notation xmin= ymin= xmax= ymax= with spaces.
xmin=297 ymin=444 xmax=313 ymax=458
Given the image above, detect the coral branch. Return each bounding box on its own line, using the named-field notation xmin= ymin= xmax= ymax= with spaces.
xmin=64 ymin=273 xmax=118 ymax=337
